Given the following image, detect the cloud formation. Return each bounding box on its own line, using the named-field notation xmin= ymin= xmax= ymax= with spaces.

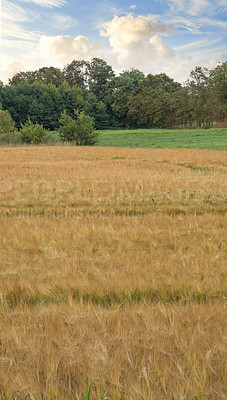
xmin=39 ymin=35 xmax=102 ymax=65
xmin=101 ymin=14 xmax=174 ymax=69
xmin=2 ymin=0 xmax=31 ymax=22
xmin=101 ymin=14 xmax=173 ymax=46
xmin=52 ymin=14 xmax=78 ymax=30
xmin=19 ymin=0 xmax=66 ymax=7
xmin=1 ymin=58 xmax=25 ymax=84
xmin=169 ymin=0 xmax=213 ymax=15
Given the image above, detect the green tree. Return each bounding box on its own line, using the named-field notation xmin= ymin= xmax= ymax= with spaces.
xmin=208 ymin=62 xmax=227 ymax=123
xmin=112 ymin=69 xmax=145 ymax=127
xmin=28 ymin=82 xmax=64 ymax=129
xmin=59 ymin=81 xmax=85 ymax=119
xmin=75 ymin=110 xmax=97 ymax=145
xmin=184 ymin=66 xmax=210 ymax=127
xmin=0 ymin=109 xmax=22 ymax=145
xmin=127 ymin=73 xmax=181 ymax=128
xmin=140 ymin=73 xmax=181 ymax=93
xmin=86 ymin=58 xmax=115 ymax=125
xmin=58 ymin=111 xmax=97 ymax=145
xmin=20 ymin=118 xmax=48 ymax=144
xmin=9 ymin=66 xmax=64 ymax=87
xmin=63 ymin=60 xmax=88 ymax=88
xmin=86 ymin=58 xmax=115 ymax=100
xmin=84 ymin=91 xmax=109 ymax=129
xmin=0 ymin=109 xmax=16 ymax=134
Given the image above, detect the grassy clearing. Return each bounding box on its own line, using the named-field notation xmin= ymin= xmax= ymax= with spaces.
xmin=96 ymin=128 xmax=227 ymax=150
xmin=2 ymin=128 xmax=227 ymax=150
xmin=0 ymin=146 xmax=226 ymax=399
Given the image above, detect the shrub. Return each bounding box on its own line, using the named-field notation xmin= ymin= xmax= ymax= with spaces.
xmin=58 ymin=112 xmax=78 ymax=142
xmin=44 ymin=131 xmax=61 ymax=145
xmin=20 ymin=118 xmax=48 ymax=144
xmin=58 ymin=110 xmax=98 ymax=145
xmin=0 ymin=110 xmax=22 ymax=145
xmin=0 ymin=109 xmax=15 ymax=134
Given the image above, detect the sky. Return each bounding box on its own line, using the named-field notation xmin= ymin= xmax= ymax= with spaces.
xmin=1 ymin=0 xmax=227 ymax=84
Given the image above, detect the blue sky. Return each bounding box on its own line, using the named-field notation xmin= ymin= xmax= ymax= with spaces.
xmin=1 ymin=0 xmax=227 ymax=84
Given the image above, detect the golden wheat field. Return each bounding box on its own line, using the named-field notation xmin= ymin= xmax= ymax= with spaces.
xmin=0 ymin=146 xmax=226 ymax=400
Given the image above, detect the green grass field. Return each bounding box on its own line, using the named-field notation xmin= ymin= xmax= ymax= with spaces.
xmin=96 ymin=128 xmax=227 ymax=149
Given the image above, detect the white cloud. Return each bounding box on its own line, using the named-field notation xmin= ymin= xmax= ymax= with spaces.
xmin=2 ymin=0 xmax=31 ymax=22
xmin=1 ymin=0 xmax=41 ymax=41
xmin=52 ymin=14 xmax=78 ymax=30
xmin=101 ymin=14 xmax=173 ymax=46
xmin=1 ymin=55 xmax=25 ymax=84
xmin=160 ymin=55 xmax=197 ymax=82
xmin=169 ymin=0 xmax=213 ymax=15
xmin=174 ymin=38 xmax=222 ymax=51
xmin=19 ymin=0 xmax=67 ymax=8
xmin=100 ymin=14 xmax=174 ymax=70
xmin=39 ymin=35 xmax=102 ymax=65
xmin=204 ymin=58 xmax=220 ymax=71
xmin=2 ymin=20 xmax=41 ymax=41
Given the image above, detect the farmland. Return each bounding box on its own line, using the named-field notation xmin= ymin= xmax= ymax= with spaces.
xmin=0 ymin=146 xmax=226 ymax=399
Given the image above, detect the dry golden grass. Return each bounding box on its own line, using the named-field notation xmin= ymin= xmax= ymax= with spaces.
xmin=1 ymin=303 xmax=226 ymax=400
xmin=0 ymin=146 xmax=226 ymax=399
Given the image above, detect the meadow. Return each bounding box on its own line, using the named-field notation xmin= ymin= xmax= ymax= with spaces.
xmin=0 ymin=146 xmax=226 ymax=399
xmin=96 ymin=128 xmax=227 ymax=150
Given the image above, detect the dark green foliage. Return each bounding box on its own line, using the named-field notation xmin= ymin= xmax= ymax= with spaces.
xmin=84 ymin=92 xmax=110 ymax=129
xmin=112 ymin=68 xmax=145 ymax=127
xmin=20 ymin=118 xmax=48 ymax=144
xmin=0 ymin=109 xmax=16 ymax=134
xmin=58 ymin=81 xmax=86 ymax=119
xmin=0 ymin=82 xmax=63 ymax=130
xmin=58 ymin=111 xmax=78 ymax=142
xmin=9 ymin=66 xmax=64 ymax=87
xmin=75 ymin=111 xmax=97 ymax=145
xmin=63 ymin=60 xmax=88 ymax=88
xmin=58 ymin=111 xmax=97 ymax=145
xmin=0 ymin=109 xmax=22 ymax=145
xmin=1 ymin=59 xmax=226 ymax=132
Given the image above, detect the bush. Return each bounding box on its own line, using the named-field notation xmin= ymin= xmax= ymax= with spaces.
xmin=58 ymin=110 xmax=98 ymax=145
xmin=0 ymin=110 xmax=22 ymax=145
xmin=20 ymin=118 xmax=48 ymax=144
xmin=44 ymin=131 xmax=61 ymax=145
xmin=0 ymin=130 xmax=23 ymax=145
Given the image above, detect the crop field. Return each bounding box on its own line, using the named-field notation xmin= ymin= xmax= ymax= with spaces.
xmin=0 ymin=146 xmax=226 ymax=399
xmin=96 ymin=128 xmax=227 ymax=150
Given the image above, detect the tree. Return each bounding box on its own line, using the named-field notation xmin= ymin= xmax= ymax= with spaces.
xmin=126 ymin=73 xmax=181 ymax=128
xmin=75 ymin=111 xmax=97 ymax=145
xmin=84 ymin=91 xmax=109 ymax=129
xmin=111 ymin=68 xmax=145 ymax=127
xmin=9 ymin=66 xmax=64 ymax=87
xmin=0 ymin=110 xmax=22 ymax=145
xmin=20 ymin=119 xmax=48 ymax=144
xmin=0 ymin=109 xmax=16 ymax=134
xmin=59 ymin=81 xmax=86 ymax=119
xmin=58 ymin=110 xmax=97 ymax=145
xmin=28 ymin=82 xmax=64 ymax=129
xmin=86 ymin=58 xmax=115 ymax=99
xmin=63 ymin=60 xmax=88 ymax=88
xmin=86 ymin=58 xmax=115 ymax=125
xmin=184 ymin=67 xmax=210 ymax=127
xmin=208 ymin=62 xmax=227 ymax=123
xmin=140 ymin=73 xmax=181 ymax=93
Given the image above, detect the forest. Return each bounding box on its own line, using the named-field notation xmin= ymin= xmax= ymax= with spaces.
xmin=0 ymin=58 xmax=226 ymax=131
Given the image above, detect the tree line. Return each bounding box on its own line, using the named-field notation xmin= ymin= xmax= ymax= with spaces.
xmin=0 ymin=58 xmax=226 ymax=131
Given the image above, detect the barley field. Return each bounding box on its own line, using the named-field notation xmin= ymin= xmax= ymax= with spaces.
xmin=0 ymin=146 xmax=226 ymax=400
